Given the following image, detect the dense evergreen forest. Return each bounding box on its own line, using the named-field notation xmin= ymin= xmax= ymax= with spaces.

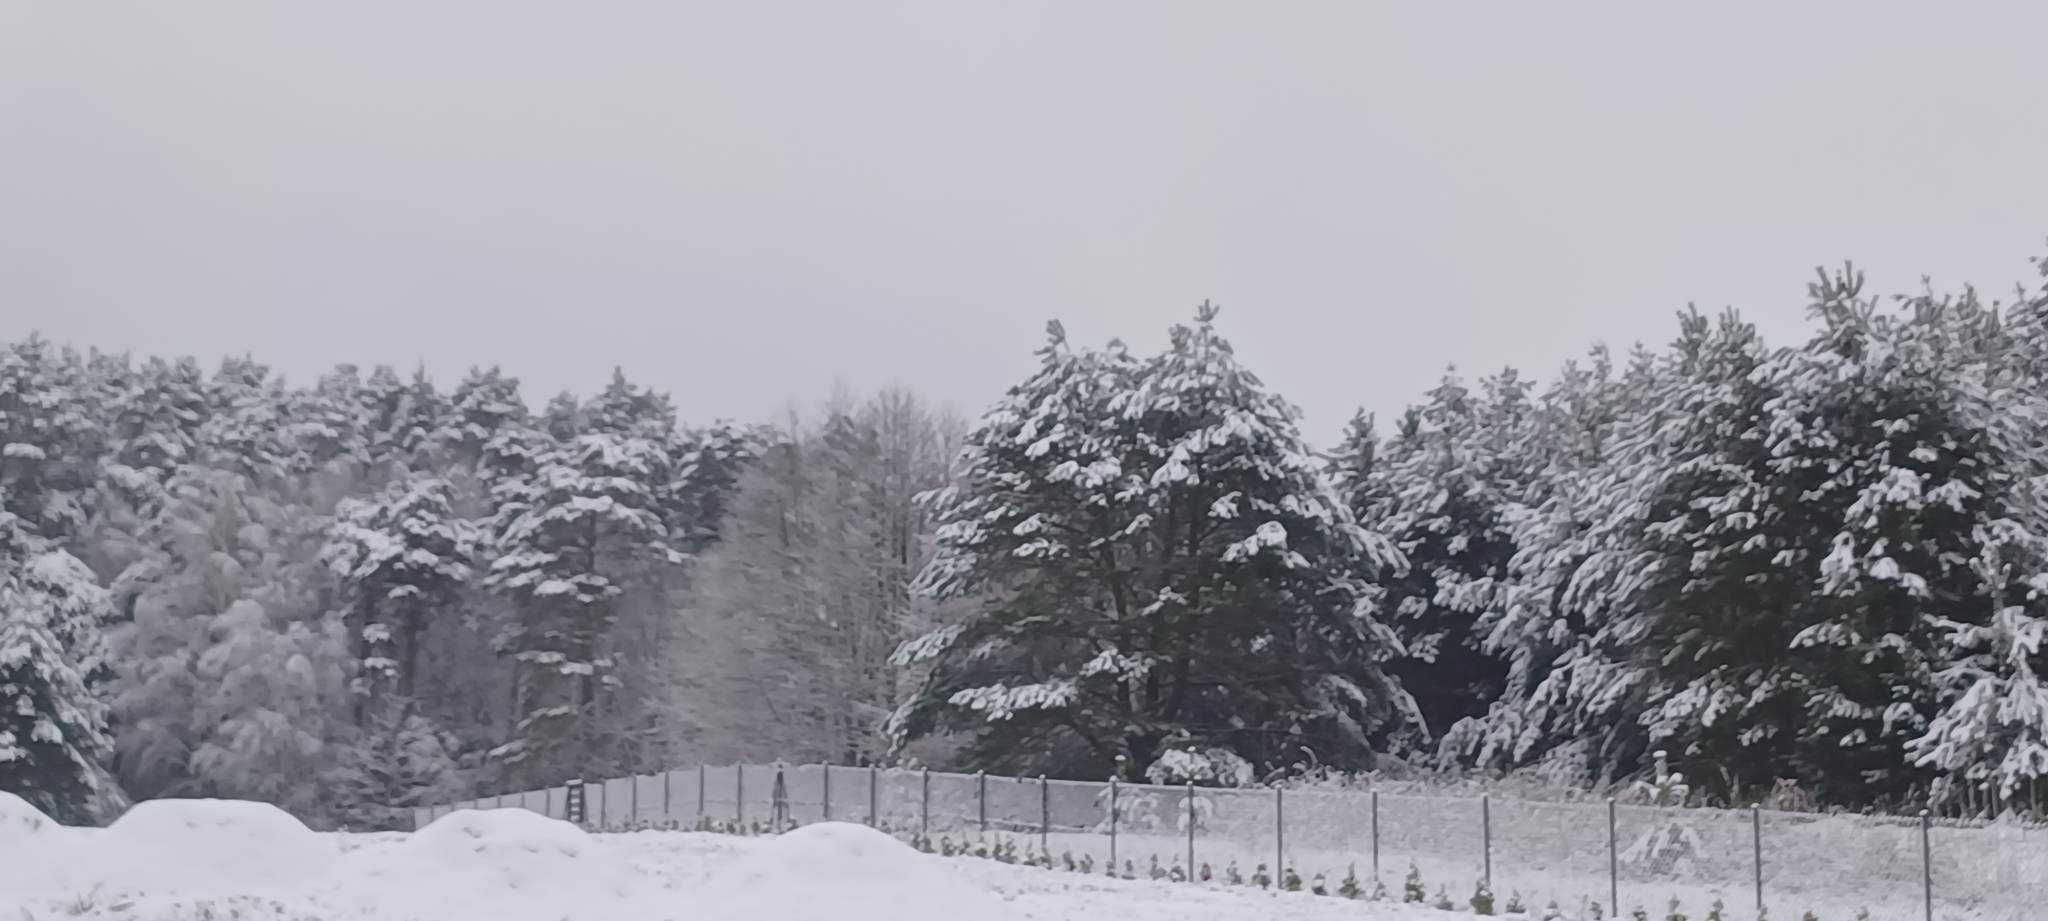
xmin=6 ymin=253 xmax=2047 ymax=828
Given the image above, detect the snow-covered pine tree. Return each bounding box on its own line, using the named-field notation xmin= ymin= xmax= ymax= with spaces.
xmin=1907 ymin=563 xmax=2048 ymax=811
xmin=1664 ymin=276 xmax=2025 ymax=800
xmin=285 ymin=364 xmax=373 ymax=478
xmin=664 ymin=420 xmax=759 ymax=557
xmin=442 ymin=366 xmax=528 ymax=469
xmin=360 ymin=365 xmax=447 ymax=475
xmin=325 ymin=474 xmax=476 ymax=701
xmin=1520 ymin=267 xmax=2047 ymax=803
xmin=1533 ymin=308 xmax=1781 ymax=787
xmin=540 ymin=391 xmax=583 ymax=441
xmin=17 ymin=537 xmax=117 ymax=694
xmin=1326 ymin=409 xmax=1385 ymax=520
xmin=483 ymin=423 xmax=675 ymax=782
xmin=198 ymin=356 xmax=288 ymax=484
xmin=1348 ymin=367 xmax=1534 ymax=753
xmin=1907 ymin=262 xmax=2048 ymax=811
xmin=88 ymin=354 xmax=211 ymax=577
xmin=0 ymin=335 xmax=100 ymax=542
xmin=890 ymin=306 xmax=1413 ymax=779
xmin=1424 ymin=343 xmax=1655 ymax=779
xmin=0 ymin=512 xmax=116 ymax=824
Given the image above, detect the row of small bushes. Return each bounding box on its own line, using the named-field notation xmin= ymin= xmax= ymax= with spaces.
xmin=587 ymin=816 xmax=1865 ymax=920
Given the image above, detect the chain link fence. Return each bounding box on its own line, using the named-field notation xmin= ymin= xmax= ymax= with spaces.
xmin=414 ymin=764 xmax=2042 ymax=921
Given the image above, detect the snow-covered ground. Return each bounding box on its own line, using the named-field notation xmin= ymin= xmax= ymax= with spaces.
xmin=6 ymin=793 xmax=1458 ymax=921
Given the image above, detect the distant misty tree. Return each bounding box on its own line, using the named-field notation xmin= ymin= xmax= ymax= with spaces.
xmin=667 ymin=389 xmax=960 ymax=765
xmin=108 ymin=467 xmax=349 ymax=817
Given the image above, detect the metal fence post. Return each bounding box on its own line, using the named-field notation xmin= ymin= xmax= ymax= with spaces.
xmin=1109 ymin=777 xmax=1119 ymax=870
xmin=737 ymin=763 xmax=745 ymax=828
xmin=697 ymin=764 xmax=706 ymax=823
xmin=597 ymin=780 xmax=607 ymax=828
xmin=1607 ymin=797 xmax=1618 ymax=917
xmin=920 ymin=767 xmax=930 ymax=837
xmin=773 ymin=765 xmax=789 ymax=829
xmin=1482 ymin=793 xmax=1492 ymax=888
xmin=1040 ymin=774 xmax=1051 ymax=855
xmin=663 ymin=770 xmax=671 ymax=819
xmin=1185 ymin=782 xmax=1196 ymax=883
xmin=1275 ymin=786 xmax=1285 ymax=877
xmin=1751 ymin=803 xmax=1763 ymax=915
xmin=869 ymin=765 xmax=879 ymax=827
xmin=823 ymin=764 xmax=832 ymax=822
xmin=1371 ymin=789 xmax=1381 ymax=880
xmin=1921 ymin=809 xmax=1933 ymax=921
xmin=977 ymin=771 xmax=988 ymax=835
xmin=630 ymin=775 xmax=639 ymax=824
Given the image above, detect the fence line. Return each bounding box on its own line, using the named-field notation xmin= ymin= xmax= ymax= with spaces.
xmin=413 ymin=764 xmax=2040 ymax=921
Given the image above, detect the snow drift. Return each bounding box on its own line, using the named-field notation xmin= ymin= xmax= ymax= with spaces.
xmin=5 ymin=795 xmax=1450 ymax=921
xmin=699 ymin=821 xmax=1021 ymax=921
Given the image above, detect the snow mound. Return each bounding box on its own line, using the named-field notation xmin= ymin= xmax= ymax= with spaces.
xmin=103 ymin=798 xmax=328 ymax=890
xmin=407 ymin=806 xmax=591 ymax=861
xmin=110 ymin=796 xmax=315 ymax=839
xmin=703 ymin=822 xmax=1021 ymax=921
xmin=337 ymin=808 xmax=631 ymax=921
xmin=0 ymin=791 xmax=59 ymax=843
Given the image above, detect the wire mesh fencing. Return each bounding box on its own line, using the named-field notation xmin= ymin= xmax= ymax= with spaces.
xmin=412 ymin=764 xmax=2040 ymax=921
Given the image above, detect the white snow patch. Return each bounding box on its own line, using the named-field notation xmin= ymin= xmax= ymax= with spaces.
xmin=10 ymin=796 xmax=1458 ymax=921
xmin=98 ymin=798 xmax=328 ymax=894
xmin=701 ymin=821 xmax=1018 ymax=921
xmin=0 ymin=790 xmax=58 ymax=843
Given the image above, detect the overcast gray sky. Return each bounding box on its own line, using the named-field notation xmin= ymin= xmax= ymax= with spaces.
xmin=5 ymin=2 xmax=2046 ymax=444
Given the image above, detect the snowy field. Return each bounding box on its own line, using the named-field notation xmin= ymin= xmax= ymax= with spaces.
xmin=6 ymin=793 xmax=1460 ymax=921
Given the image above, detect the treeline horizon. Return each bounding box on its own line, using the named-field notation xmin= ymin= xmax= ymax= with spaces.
xmin=4 ymin=247 xmax=2047 ymax=829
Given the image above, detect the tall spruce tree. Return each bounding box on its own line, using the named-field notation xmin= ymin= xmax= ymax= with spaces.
xmin=483 ymin=425 xmax=675 ymax=781
xmin=324 ymin=475 xmax=475 ymax=701
xmin=1348 ymin=369 xmax=1533 ymax=753
xmin=891 ymin=306 xmax=1412 ymax=779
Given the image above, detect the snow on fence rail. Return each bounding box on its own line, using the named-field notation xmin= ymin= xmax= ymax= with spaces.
xmin=413 ymin=765 xmax=2041 ymax=921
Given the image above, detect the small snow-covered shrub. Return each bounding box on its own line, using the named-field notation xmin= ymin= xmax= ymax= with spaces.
xmin=1472 ymin=879 xmax=1496 ymax=915
xmin=1338 ymin=863 xmax=1362 ymax=899
xmin=1146 ymin=745 xmax=1255 ymax=788
xmin=1404 ymin=863 xmax=1427 ymax=902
